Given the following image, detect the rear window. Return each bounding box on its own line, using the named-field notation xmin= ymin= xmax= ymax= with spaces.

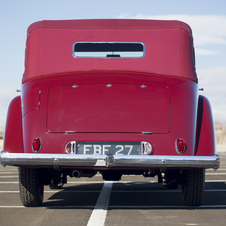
xmin=73 ymin=42 xmax=145 ymax=58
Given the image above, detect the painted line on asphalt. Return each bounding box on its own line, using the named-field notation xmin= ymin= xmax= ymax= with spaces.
xmin=206 ymin=173 xmax=226 ymax=175
xmin=0 ymin=170 xmax=18 ymax=172
xmin=0 ymin=190 xmax=99 ymax=193
xmin=1 ymin=205 xmax=226 ymax=209
xmin=0 ymin=172 xmax=18 ymax=174
xmin=0 ymin=205 xmax=95 ymax=208
xmin=1 ymin=189 xmax=226 ymax=194
xmin=87 ymin=181 xmax=113 ymax=226
xmin=205 ymin=180 xmax=226 ymax=182
xmin=108 ymin=205 xmax=226 ymax=209
xmin=0 ymin=182 xmax=19 ymax=184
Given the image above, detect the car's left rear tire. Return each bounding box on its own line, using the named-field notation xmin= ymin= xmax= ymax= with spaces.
xmin=19 ymin=167 xmax=44 ymax=207
xmin=181 ymin=169 xmax=205 ymax=206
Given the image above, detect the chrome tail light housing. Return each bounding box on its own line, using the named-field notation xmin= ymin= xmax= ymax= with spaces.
xmin=141 ymin=141 xmax=153 ymax=155
xmin=65 ymin=141 xmax=76 ymax=154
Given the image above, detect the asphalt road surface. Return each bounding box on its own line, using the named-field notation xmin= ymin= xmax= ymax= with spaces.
xmin=0 ymin=153 xmax=226 ymax=226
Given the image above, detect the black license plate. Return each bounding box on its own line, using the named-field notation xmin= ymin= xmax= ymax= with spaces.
xmin=76 ymin=142 xmax=141 ymax=155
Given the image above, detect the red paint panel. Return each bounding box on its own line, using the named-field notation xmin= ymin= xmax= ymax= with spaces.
xmin=27 ymin=19 xmax=192 ymax=34
xmin=47 ymin=84 xmax=170 ymax=133
xmin=23 ymin=20 xmax=196 ymax=83
xmin=22 ymin=88 xmax=40 ymax=116
xmin=3 ymin=96 xmax=23 ymax=153
xmin=195 ymin=95 xmax=215 ymax=156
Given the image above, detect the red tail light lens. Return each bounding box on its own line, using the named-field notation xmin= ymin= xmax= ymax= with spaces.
xmin=175 ymin=138 xmax=186 ymax=154
xmin=32 ymin=138 xmax=42 ymax=153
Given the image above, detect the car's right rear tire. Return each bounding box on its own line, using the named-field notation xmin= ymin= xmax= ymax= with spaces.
xmin=19 ymin=167 xmax=44 ymax=207
xmin=181 ymin=169 xmax=205 ymax=206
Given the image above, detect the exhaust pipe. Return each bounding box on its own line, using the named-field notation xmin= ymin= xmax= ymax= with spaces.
xmin=72 ymin=170 xmax=80 ymax=178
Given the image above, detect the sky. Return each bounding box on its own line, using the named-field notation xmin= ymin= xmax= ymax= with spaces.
xmin=0 ymin=0 xmax=226 ymax=132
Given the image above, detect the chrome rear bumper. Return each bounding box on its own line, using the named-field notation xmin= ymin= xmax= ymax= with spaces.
xmin=0 ymin=151 xmax=220 ymax=169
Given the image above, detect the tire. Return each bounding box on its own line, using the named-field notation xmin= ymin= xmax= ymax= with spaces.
xmin=181 ymin=169 xmax=205 ymax=206
xmin=18 ymin=167 xmax=44 ymax=207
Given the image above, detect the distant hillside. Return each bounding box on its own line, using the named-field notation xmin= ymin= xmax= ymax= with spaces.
xmin=214 ymin=122 xmax=226 ymax=144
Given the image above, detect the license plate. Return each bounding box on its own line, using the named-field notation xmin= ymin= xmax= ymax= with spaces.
xmin=76 ymin=142 xmax=141 ymax=155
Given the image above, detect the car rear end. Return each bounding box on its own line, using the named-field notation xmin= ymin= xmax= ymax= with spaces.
xmin=1 ymin=19 xmax=219 ymax=207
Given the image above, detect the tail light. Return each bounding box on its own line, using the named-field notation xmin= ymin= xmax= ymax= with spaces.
xmin=32 ymin=138 xmax=42 ymax=153
xmin=65 ymin=141 xmax=76 ymax=154
xmin=141 ymin=141 xmax=153 ymax=155
xmin=175 ymin=138 xmax=186 ymax=154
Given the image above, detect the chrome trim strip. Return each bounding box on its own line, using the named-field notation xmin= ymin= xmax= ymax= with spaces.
xmin=142 ymin=132 xmax=152 ymax=135
xmin=0 ymin=151 xmax=220 ymax=169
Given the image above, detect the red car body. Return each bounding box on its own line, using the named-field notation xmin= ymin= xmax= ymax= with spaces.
xmin=1 ymin=19 xmax=219 ymax=207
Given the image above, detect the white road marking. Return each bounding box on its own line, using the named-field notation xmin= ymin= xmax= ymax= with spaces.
xmin=0 ymin=182 xmax=19 ymax=184
xmin=206 ymin=173 xmax=226 ymax=175
xmin=87 ymin=181 xmax=113 ymax=226
xmin=0 ymin=172 xmax=18 ymax=174
xmin=1 ymin=205 xmax=226 ymax=209
xmin=107 ymin=205 xmax=226 ymax=209
xmin=94 ymin=160 xmax=105 ymax=166
xmin=0 ymin=176 xmax=18 ymax=178
xmin=1 ymin=189 xmax=226 ymax=194
xmin=205 ymin=180 xmax=226 ymax=182
xmin=0 ymin=206 xmax=96 ymax=208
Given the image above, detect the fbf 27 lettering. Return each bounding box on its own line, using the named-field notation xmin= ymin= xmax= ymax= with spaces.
xmin=79 ymin=144 xmax=135 ymax=155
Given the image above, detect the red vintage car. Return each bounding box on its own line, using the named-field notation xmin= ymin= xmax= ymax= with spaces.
xmin=1 ymin=19 xmax=220 ymax=207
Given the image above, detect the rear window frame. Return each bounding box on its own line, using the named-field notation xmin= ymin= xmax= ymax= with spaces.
xmin=72 ymin=42 xmax=145 ymax=58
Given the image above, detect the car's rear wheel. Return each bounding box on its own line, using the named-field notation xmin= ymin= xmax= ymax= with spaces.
xmin=181 ymin=169 xmax=205 ymax=206
xmin=19 ymin=167 xmax=44 ymax=207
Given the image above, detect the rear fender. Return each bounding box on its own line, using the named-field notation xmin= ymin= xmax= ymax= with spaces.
xmin=195 ymin=95 xmax=215 ymax=156
xmin=3 ymin=96 xmax=23 ymax=153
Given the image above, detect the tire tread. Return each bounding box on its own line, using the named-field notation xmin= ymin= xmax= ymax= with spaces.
xmin=182 ymin=169 xmax=205 ymax=206
xmin=19 ymin=167 xmax=43 ymax=207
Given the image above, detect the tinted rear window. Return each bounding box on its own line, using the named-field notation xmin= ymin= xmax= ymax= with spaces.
xmin=73 ymin=42 xmax=144 ymax=58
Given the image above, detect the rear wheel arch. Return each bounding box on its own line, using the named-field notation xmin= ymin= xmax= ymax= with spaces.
xmin=195 ymin=95 xmax=215 ymax=156
xmin=3 ymin=96 xmax=23 ymax=153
